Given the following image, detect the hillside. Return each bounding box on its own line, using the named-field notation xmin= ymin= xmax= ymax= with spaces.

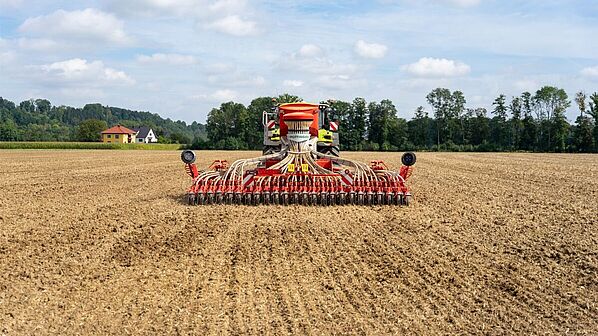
xmin=0 ymin=97 xmax=206 ymax=143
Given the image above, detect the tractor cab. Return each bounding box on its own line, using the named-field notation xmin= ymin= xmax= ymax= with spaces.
xmin=262 ymin=100 xmax=339 ymax=156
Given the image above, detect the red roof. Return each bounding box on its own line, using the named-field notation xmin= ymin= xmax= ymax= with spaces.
xmin=101 ymin=125 xmax=137 ymax=134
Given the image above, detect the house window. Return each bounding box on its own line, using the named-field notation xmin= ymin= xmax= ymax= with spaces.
xmin=138 ymin=138 xmax=143 ymax=142
xmin=107 ymin=134 xmax=112 ymax=138
xmin=115 ymin=134 xmax=119 ymax=139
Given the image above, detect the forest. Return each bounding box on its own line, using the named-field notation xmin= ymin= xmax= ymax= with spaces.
xmin=200 ymin=87 xmax=598 ymax=153
xmin=1 ymin=85 xmax=597 ymax=152
xmin=0 ymin=98 xmax=205 ymax=144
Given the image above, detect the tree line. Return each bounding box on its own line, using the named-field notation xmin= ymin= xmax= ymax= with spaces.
xmin=199 ymin=87 xmax=598 ymax=153
xmin=0 ymin=98 xmax=205 ymax=143
xmin=2 ymin=86 xmax=597 ymax=153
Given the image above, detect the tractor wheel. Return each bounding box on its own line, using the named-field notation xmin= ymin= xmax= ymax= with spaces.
xmin=187 ymin=193 xmax=195 ymax=205
xmin=401 ymin=152 xmax=417 ymax=166
xmin=348 ymin=193 xmax=355 ymax=205
xmin=282 ymin=193 xmax=289 ymax=206
xmin=403 ymin=195 xmax=412 ymax=206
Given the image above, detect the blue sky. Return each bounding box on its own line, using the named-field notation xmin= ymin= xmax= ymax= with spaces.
xmin=1 ymin=0 xmax=597 ymax=123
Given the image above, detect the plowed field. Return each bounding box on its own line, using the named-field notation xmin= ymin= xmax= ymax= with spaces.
xmin=0 ymin=150 xmax=597 ymax=335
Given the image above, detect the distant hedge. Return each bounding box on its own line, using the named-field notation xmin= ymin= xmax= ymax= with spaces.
xmin=0 ymin=142 xmax=183 ymax=150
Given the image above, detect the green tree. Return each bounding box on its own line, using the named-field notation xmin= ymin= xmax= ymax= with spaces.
xmin=247 ymin=97 xmax=274 ymax=149
xmin=408 ymin=106 xmax=432 ymax=149
xmin=450 ymin=90 xmax=467 ymax=144
xmin=170 ymin=132 xmax=192 ymax=144
xmin=345 ymin=98 xmax=368 ymax=150
xmin=587 ymin=92 xmax=598 ymax=151
xmin=35 ymin=99 xmax=52 ymax=114
xmin=0 ymin=119 xmax=20 ymax=141
xmin=533 ymin=86 xmax=570 ymax=151
xmin=575 ymin=91 xmax=587 ymax=118
xmin=367 ymin=99 xmax=397 ymax=150
xmin=76 ymin=119 xmax=107 ymax=142
xmin=572 ymin=116 xmax=594 ymax=152
xmin=491 ymin=94 xmax=509 ymax=149
xmin=276 ymin=93 xmax=302 ymax=104
xmin=469 ymin=108 xmax=490 ymax=146
xmin=206 ymin=101 xmax=249 ymax=148
xmin=509 ymin=96 xmax=523 ymax=149
xmin=426 ymin=88 xmax=452 ymax=148
xmin=329 ymin=100 xmax=351 ymax=150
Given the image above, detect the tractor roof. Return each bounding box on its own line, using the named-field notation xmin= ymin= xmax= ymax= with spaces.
xmin=279 ymin=102 xmax=319 ymax=113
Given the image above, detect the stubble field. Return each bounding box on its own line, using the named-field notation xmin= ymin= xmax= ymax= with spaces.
xmin=0 ymin=150 xmax=597 ymax=335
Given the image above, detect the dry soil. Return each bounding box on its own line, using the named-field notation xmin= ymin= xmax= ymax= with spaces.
xmin=0 ymin=150 xmax=596 ymax=335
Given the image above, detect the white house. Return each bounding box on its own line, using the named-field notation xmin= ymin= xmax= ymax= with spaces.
xmin=132 ymin=127 xmax=158 ymax=143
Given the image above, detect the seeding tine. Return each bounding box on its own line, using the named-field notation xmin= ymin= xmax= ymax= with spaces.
xmin=188 ymin=189 xmax=412 ymax=206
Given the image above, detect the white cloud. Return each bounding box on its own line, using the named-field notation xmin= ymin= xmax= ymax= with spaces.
xmin=17 ymin=38 xmax=58 ymax=51
xmin=0 ymin=0 xmax=21 ymax=7
xmin=514 ymin=78 xmax=539 ymax=92
xmin=209 ymin=0 xmax=248 ymax=13
xmin=316 ymin=74 xmax=365 ymax=90
xmin=354 ymin=40 xmax=388 ymax=59
xmin=192 ymin=89 xmax=238 ymax=102
xmin=205 ymin=62 xmax=237 ymax=74
xmin=283 ymin=80 xmax=304 ymax=87
xmin=402 ymin=57 xmax=471 ymax=77
xmin=299 ymin=44 xmax=323 ymax=58
xmin=40 ymin=58 xmax=134 ymax=85
xmin=212 ymin=89 xmax=237 ymax=101
xmin=0 ymin=51 xmax=16 ymax=65
xmin=207 ymin=72 xmax=266 ymax=87
xmin=446 ymin=0 xmax=480 ymax=7
xmin=581 ymin=66 xmax=598 ymax=78
xmin=277 ymin=45 xmax=357 ymax=77
xmin=137 ymin=53 xmax=198 ymax=65
xmin=207 ymin=15 xmax=258 ymax=36
xmin=19 ymin=8 xmax=129 ymax=44
xmin=106 ymin=0 xmax=204 ymax=17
